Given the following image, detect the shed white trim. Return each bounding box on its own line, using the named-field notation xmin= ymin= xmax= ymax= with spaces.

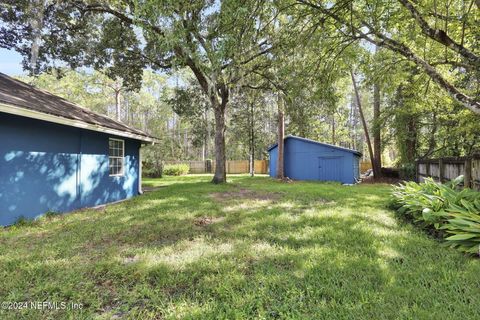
xmin=138 ymin=148 xmax=143 ymax=194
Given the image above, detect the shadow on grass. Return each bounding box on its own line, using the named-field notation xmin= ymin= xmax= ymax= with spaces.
xmin=1 ymin=176 xmax=479 ymax=319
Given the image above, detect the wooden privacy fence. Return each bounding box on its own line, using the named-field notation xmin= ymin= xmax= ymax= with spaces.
xmin=416 ymin=155 xmax=480 ymax=190
xmin=164 ymin=160 xmax=269 ymax=174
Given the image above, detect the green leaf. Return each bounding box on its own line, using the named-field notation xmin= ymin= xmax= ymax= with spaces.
xmin=445 ymin=234 xmax=478 ymax=241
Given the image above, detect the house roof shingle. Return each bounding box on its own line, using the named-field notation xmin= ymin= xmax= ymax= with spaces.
xmin=0 ymin=72 xmax=155 ymax=143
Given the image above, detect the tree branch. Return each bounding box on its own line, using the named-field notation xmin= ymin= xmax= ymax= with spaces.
xmin=81 ymin=3 xmax=214 ymax=100
xmin=82 ymin=3 xmax=166 ymax=37
xmin=397 ymin=0 xmax=480 ymax=67
xmin=221 ymin=41 xmax=274 ymax=70
xmin=295 ymin=0 xmax=480 ymax=115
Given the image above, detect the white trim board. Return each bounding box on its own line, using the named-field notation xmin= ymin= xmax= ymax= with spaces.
xmin=0 ymin=102 xmax=156 ymax=143
xmin=138 ymin=148 xmax=143 ymax=194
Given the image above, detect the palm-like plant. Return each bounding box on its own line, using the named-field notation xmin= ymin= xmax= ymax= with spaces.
xmin=391 ymin=176 xmax=480 ymax=255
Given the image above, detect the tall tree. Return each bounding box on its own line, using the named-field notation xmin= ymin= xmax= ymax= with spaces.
xmin=372 ymin=80 xmax=382 ymax=175
xmin=351 ymin=69 xmax=377 ymax=177
xmin=295 ymin=0 xmax=480 ymax=115
xmin=0 ymin=0 xmax=275 ymax=183
xmin=277 ymin=94 xmax=285 ymax=179
xmin=228 ymin=88 xmax=277 ymax=162
xmin=372 ymin=46 xmax=382 ymax=177
xmin=109 ymin=79 xmax=124 ymax=122
xmin=248 ymin=93 xmax=256 ymax=177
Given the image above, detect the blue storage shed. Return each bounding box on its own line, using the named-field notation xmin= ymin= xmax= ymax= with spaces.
xmin=268 ymin=135 xmax=361 ymax=184
xmin=0 ymin=73 xmax=156 ymax=226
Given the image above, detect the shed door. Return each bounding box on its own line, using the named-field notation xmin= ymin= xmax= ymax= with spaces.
xmin=318 ymin=157 xmax=342 ymax=182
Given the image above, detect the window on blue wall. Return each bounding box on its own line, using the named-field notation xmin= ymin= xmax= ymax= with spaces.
xmin=109 ymin=138 xmax=124 ymax=176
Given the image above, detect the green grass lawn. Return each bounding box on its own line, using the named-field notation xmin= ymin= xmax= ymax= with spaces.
xmin=1 ymin=175 xmax=479 ymax=319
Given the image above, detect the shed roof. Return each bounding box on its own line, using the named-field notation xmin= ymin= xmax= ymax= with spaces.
xmin=267 ymin=135 xmax=362 ymax=156
xmin=0 ymin=72 xmax=156 ymax=143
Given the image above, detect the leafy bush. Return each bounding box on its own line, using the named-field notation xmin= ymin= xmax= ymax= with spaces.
xmin=143 ymin=162 xmax=163 ymax=178
xmin=391 ymin=176 xmax=480 ymax=255
xmin=163 ymin=164 xmax=189 ymax=176
xmin=398 ymin=163 xmax=416 ymax=181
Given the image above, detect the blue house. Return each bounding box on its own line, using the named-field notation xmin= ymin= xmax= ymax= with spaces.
xmin=0 ymin=73 xmax=156 ymax=226
xmin=268 ymin=135 xmax=361 ymax=184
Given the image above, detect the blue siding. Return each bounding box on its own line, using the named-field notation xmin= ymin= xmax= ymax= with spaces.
xmin=268 ymin=137 xmax=359 ymax=184
xmin=269 ymin=147 xmax=277 ymax=176
xmin=353 ymin=155 xmax=360 ymax=181
xmin=0 ymin=113 xmax=141 ymax=226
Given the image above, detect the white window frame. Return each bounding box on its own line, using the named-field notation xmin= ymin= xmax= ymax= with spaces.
xmin=109 ymin=138 xmax=125 ymax=177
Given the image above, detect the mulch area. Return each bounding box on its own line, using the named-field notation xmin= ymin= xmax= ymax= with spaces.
xmin=361 ymin=176 xmax=403 ymax=185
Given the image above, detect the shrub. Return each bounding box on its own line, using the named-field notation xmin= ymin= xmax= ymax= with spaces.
xmin=163 ymin=164 xmax=189 ymax=176
xmin=142 ymin=159 xmax=163 ymax=178
xmin=143 ymin=162 xmax=163 ymax=178
xmin=398 ymin=162 xmax=416 ymax=181
xmin=391 ymin=176 xmax=480 ymax=255
xmin=9 ymin=216 xmax=39 ymax=229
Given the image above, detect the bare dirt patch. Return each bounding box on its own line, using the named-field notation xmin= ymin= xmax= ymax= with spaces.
xmin=209 ymin=188 xmax=284 ymax=202
xmin=361 ymin=176 xmax=403 ymax=184
xmin=193 ymin=216 xmax=225 ymax=226
xmin=123 ymin=255 xmax=139 ymax=264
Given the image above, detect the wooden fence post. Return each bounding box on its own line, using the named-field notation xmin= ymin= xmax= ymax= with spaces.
xmin=439 ymin=158 xmax=444 ymax=183
xmin=464 ymin=157 xmax=472 ymax=189
xmin=426 ymin=161 xmax=431 ymax=180
xmin=205 ymin=160 xmax=212 ymax=173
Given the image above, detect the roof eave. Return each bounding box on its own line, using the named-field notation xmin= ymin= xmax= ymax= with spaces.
xmin=267 ymin=135 xmax=362 ymax=156
xmin=0 ymin=102 xmax=156 ymax=143
xmin=266 ymin=143 xmax=277 ymax=152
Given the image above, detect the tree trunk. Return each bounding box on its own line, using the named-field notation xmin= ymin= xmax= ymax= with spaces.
xmin=305 ymin=3 xmax=480 ymax=114
xmin=350 ymin=70 xmax=377 ymax=178
xmin=331 ymin=112 xmax=336 ymax=144
xmin=373 ymin=80 xmax=382 ymax=178
xmin=212 ymin=99 xmax=227 ymax=184
xmin=186 ymin=64 xmax=228 ymax=183
xmin=142 ymin=110 xmax=149 ymax=131
xmin=276 ymin=94 xmax=285 ymax=179
xmin=169 ymin=119 xmax=174 ymax=157
xmin=29 ymin=0 xmax=44 ymax=72
xmin=350 ymin=95 xmax=358 ymax=150
xmin=184 ymin=129 xmax=189 ymax=158
xmin=115 ymin=89 xmax=121 ymax=122
xmin=422 ymin=112 xmax=437 ymax=159
xmin=406 ymin=117 xmax=418 ymax=163
xmin=250 ymin=101 xmax=255 ymax=177
xmin=204 ymin=107 xmax=209 ymax=161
